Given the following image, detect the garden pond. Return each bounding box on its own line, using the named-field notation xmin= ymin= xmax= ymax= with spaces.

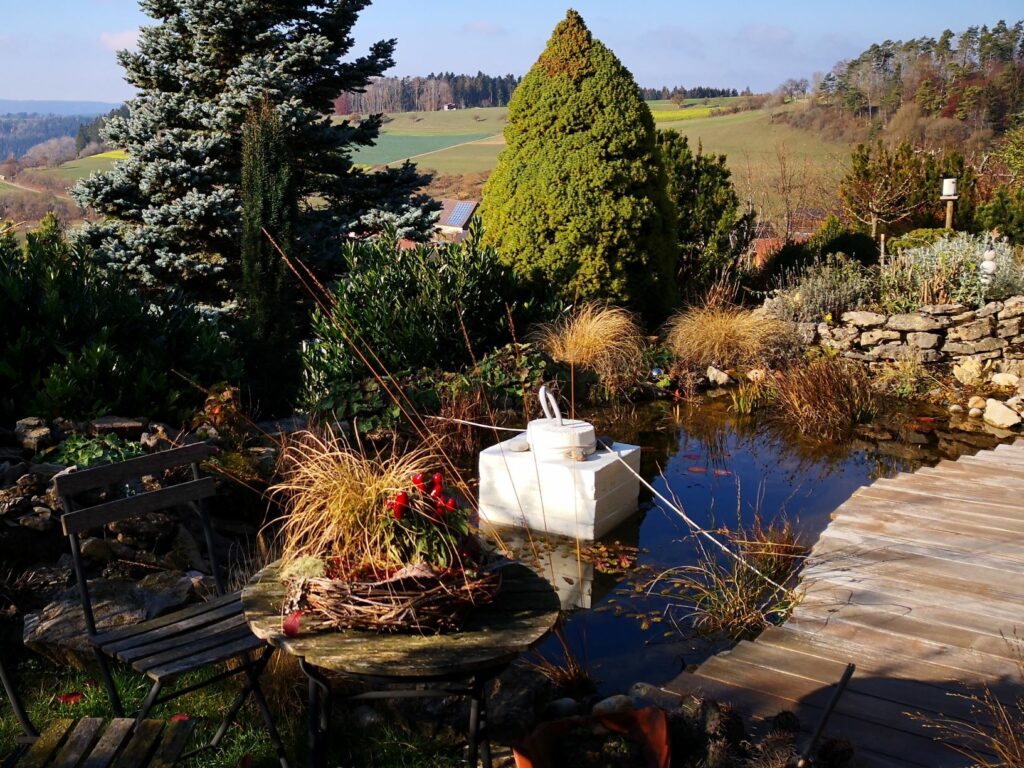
xmin=487 ymin=396 xmax=1019 ymax=696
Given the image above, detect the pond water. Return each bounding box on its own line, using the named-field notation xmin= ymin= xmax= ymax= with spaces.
xmin=489 ymin=397 xmax=1015 ymax=696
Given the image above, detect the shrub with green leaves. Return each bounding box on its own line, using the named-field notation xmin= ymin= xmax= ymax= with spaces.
xmin=0 ymin=215 xmax=238 ymax=425
xmin=769 ymin=254 xmax=879 ymax=323
xmin=46 ymin=433 xmax=144 ymax=468
xmin=302 ymin=232 xmax=541 ymax=416
xmin=879 ymin=233 xmax=1024 ymax=312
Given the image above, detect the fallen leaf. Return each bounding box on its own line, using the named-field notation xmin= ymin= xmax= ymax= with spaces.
xmin=682 ymin=453 xmax=701 ymax=460
xmin=57 ymin=692 xmax=84 ymax=706
xmin=283 ymin=610 xmax=304 ymax=638
xmin=713 ymin=469 xmax=732 ymax=477
xmin=170 ymin=713 xmax=190 ymax=722
xmin=687 ymin=466 xmax=706 ymax=474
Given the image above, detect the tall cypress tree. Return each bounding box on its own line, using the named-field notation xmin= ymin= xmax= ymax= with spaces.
xmin=480 ymin=10 xmax=678 ymax=318
xmin=73 ymin=0 xmax=435 ymax=309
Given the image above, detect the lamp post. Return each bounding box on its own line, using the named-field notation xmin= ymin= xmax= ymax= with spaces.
xmin=941 ymin=177 xmax=959 ymax=230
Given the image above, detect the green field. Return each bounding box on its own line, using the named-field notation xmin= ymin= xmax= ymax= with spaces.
xmin=36 ymin=152 xmax=122 ymax=183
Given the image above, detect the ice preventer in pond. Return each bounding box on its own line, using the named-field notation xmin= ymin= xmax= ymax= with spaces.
xmin=478 ymin=387 xmax=641 ymax=539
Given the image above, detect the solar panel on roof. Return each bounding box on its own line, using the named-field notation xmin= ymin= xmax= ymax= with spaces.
xmin=447 ymin=201 xmax=476 ymax=228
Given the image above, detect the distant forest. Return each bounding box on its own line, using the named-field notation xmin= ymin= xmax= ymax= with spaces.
xmin=0 ymin=114 xmax=91 ymax=160
xmin=335 ymin=72 xmax=521 ymax=114
xmin=639 ymin=86 xmax=741 ymax=100
xmin=797 ymin=19 xmax=1024 ymax=148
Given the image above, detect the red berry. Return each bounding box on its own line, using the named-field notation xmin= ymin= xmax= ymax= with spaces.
xmin=445 ymin=497 xmax=457 ymax=514
xmin=432 ymin=472 xmax=444 ymax=492
xmin=412 ymin=473 xmax=426 ymax=492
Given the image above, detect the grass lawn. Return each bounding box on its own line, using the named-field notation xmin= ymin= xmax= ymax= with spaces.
xmin=353 ymin=132 xmax=493 ymax=166
xmin=35 ymin=153 xmax=122 ymax=184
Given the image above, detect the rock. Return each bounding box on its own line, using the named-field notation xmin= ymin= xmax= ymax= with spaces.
xmin=109 ymin=511 xmax=178 ymax=550
xmin=968 ymin=396 xmax=987 ymax=410
xmin=841 ymin=311 xmax=886 ymax=328
xmin=944 ymin=337 xmax=1006 ymax=355
xmin=984 ymin=399 xmax=1022 ymax=430
xmin=0 ymin=461 xmax=30 ymax=486
xmin=80 ymin=537 xmax=116 ymax=563
xmin=998 ymin=318 xmax=1022 ymax=338
xmin=948 ymin=317 xmax=995 ymax=343
xmin=140 ymin=424 xmax=176 ymax=452
xmin=978 ymin=301 xmax=1004 ymax=318
xmin=860 ymin=329 xmax=900 ymax=346
xmin=19 ymin=508 xmax=54 ymax=531
xmin=919 ymin=304 xmax=967 ymax=316
xmin=991 ymin=372 xmax=1020 ymax=388
xmin=969 ymin=407 xmax=984 ymax=419
xmin=886 ymin=314 xmax=944 ymax=332
xmin=951 ymin=310 xmax=978 ymax=324
xmin=23 ymin=572 xmax=198 ymax=666
xmin=794 ymin=322 xmax=818 ymax=345
xmin=746 ymin=368 xmax=768 ymax=384
xmin=999 ymin=296 xmax=1024 ymax=320
xmin=872 ymin=342 xmax=911 ymax=360
xmin=1005 ymin=396 xmax=1024 ymax=414
xmin=948 ymin=404 xmax=964 ymax=414
xmin=706 ymin=366 xmax=734 ymax=387
xmin=14 ymin=417 xmax=54 ymax=452
xmin=906 ymin=332 xmax=941 ymax=350
xmin=89 ymin=416 xmax=148 ymax=439
xmin=543 ymin=697 xmax=581 ymax=719
xmin=591 ymin=695 xmax=633 ymax=716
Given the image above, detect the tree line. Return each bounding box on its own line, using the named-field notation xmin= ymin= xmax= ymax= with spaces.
xmin=0 ymin=114 xmax=91 ymax=161
xmin=638 ymin=85 xmax=741 ymax=101
xmin=334 ymin=72 xmax=521 ymax=114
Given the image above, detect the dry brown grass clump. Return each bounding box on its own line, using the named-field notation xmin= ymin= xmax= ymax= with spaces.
xmin=271 ymin=429 xmax=435 ymax=577
xmin=665 ymin=305 xmax=796 ymax=372
xmin=774 ymin=357 xmax=876 ymax=441
xmin=532 ymin=303 xmax=646 ymax=392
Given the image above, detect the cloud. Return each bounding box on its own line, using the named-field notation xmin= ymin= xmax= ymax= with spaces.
xmin=735 ymin=23 xmax=795 ymax=50
xmin=100 ymin=29 xmax=139 ymax=52
xmin=460 ymin=20 xmax=506 ymax=37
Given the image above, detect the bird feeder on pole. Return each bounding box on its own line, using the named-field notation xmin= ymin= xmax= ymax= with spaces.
xmin=941 ymin=177 xmax=959 ymax=230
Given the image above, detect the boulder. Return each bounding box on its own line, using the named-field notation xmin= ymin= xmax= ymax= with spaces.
xmin=872 ymin=342 xmax=912 ymax=360
xmin=794 ymin=322 xmax=818 ymax=345
xmin=992 ymin=372 xmax=1021 ymax=388
xmin=841 ymin=311 xmax=886 ymax=328
xmin=948 ymin=404 xmax=964 ymax=414
xmin=23 ymin=571 xmax=198 ymax=666
xmin=948 ymin=317 xmax=995 ymax=343
xmin=984 ymin=399 xmax=1022 ymax=430
xmin=886 ymin=314 xmax=944 ymax=332
xmin=14 ymin=417 xmax=53 ymax=452
xmin=969 ymin=407 xmax=984 ymax=419
xmin=998 ymin=318 xmax=1022 ymax=338
xmin=591 ymin=695 xmax=634 ymax=716
xmin=706 ymin=366 xmax=734 ymax=387
xmin=1005 ymin=396 xmax=1024 ymax=414
xmin=978 ymin=301 xmax=1004 ymax=318
xmin=906 ymin=332 xmax=941 ymax=350
xmin=999 ymin=296 xmax=1024 ymax=320
xmin=944 ymin=337 xmax=1006 ymax=355
xmin=919 ymin=304 xmax=967 ymax=316
xmin=968 ymin=396 xmax=987 ymax=410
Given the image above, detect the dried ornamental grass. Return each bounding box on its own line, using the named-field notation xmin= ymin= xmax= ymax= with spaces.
xmin=665 ymin=305 xmax=796 ymax=371
xmin=532 ymin=303 xmax=646 ymax=392
xmin=774 ymin=357 xmax=876 ymax=441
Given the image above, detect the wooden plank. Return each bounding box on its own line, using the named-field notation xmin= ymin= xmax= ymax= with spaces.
xmin=131 ymin=624 xmax=256 ymax=673
xmin=62 ymin=478 xmax=216 ymax=535
xmin=95 ymin=593 xmax=238 ymax=648
xmin=145 ymin=633 xmax=264 ymax=681
xmin=80 ymin=720 xmax=135 ymax=768
xmin=114 ymin=612 xmax=248 ymax=661
xmin=837 ymin=492 xmax=1024 ymax=536
xmin=21 ymin=721 xmax=74 ymax=768
xmin=148 ymin=719 xmax=196 ymax=768
xmin=869 ymin=475 xmax=1024 ymax=510
xmin=52 ymin=717 xmax=104 ymax=768
xmin=55 ymin=444 xmax=216 ymax=496
xmin=112 ymin=721 xmax=163 ymax=768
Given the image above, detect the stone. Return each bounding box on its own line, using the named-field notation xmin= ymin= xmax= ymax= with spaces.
xmin=860 ymin=329 xmax=900 ymax=346
xmin=951 ymin=310 xmax=978 ymax=324
xmin=992 ymin=372 xmax=1021 ymax=388
xmin=841 ymin=311 xmax=886 ymax=328
xmin=0 ymin=461 xmax=30 ymax=486
xmin=23 ymin=572 xmax=197 ymax=666
xmin=80 ymin=537 xmax=116 ymax=562
xmin=948 ymin=404 xmax=964 ymax=414
xmin=906 ymin=332 xmax=941 ymax=350
xmin=919 ymin=304 xmax=966 ymax=316
xmin=19 ymin=508 xmax=54 ymax=531
xmin=978 ymin=301 xmax=1004 ymax=318
xmin=948 ymin=317 xmax=995 ymax=342
xmin=886 ymin=314 xmax=944 ymax=332
xmin=506 ymin=439 xmax=530 ymax=453
xmin=543 ymin=698 xmax=581 ymax=718
xmin=968 ymin=396 xmax=987 ymax=410
xmin=944 ymin=337 xmax=1006 ymax=355
xmin=984 ymin=399 xmax=1022 ymax=430
xmin=872 ymin=342 xmax=911 ymax=360
xmin=591 ymin=695 xmax=633 ymax=716
xmin=109 ymin=511 xmax=178 ymax=550
xmin=999 ymin=296 xmax=1024 ymax=320
xmin=794 ymin=322 xmax=817 ymax=345
xmin=14 ymin=417 xmax=53 ymax=452
xmin=746 ymin=368 xmax=768 ymax=384
xmin=1006 ymin=396 xmax=1024 ymax=414
xmin=998 ymin=318 xmax=1022 ymax=338
xmin=969 ymin=407 xmax=984 ymax=419
xmin=706 ymin=366 xmax=733 ymax=387
xmin=88 ymin=416 xmax=148 ymax=439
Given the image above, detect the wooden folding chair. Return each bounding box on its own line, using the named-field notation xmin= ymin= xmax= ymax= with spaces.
xmin=1 ymin=648 xmax=195 ymax=768
xmin=54 ymin=444 xmax=288 ymax=767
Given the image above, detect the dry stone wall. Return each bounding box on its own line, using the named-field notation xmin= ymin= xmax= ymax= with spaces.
xmin=802 ymin=296 xmax=1024 ymax=365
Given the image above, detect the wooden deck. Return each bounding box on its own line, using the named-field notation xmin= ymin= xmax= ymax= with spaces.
xmin=667 ymin=440 xmax=1024 ymax=767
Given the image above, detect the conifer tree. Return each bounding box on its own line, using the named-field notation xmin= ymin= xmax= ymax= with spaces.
xmin=73 ymin=0 xmax=435 ymax=309
xmin=480 ymin=10 xmax=677 ymax=318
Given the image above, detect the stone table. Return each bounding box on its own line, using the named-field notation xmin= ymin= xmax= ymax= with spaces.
xmin=242 ymin=561 xmax=560 ymax=768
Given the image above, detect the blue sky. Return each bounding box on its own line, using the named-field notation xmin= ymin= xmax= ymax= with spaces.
xmin=3 ymin=1 xmax=1022 ymax=102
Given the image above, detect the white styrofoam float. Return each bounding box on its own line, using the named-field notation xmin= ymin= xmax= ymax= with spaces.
xmin=478 ymin=387 xmax=641 ymax=539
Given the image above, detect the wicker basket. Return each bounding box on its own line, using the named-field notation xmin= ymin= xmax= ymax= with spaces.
xmin=286 ymin=568 xmax=502 ymax=634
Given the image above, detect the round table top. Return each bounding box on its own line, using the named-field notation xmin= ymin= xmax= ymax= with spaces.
xmin=241 ymin=561 xmax=561 ymax=679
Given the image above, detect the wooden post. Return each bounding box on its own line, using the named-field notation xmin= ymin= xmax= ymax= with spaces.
xmin=945 ymin=198 xmax=955 ymax=230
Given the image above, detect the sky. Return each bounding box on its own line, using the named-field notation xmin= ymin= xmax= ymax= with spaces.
xmin=2 ymin=0 xmax=1023 ymax=103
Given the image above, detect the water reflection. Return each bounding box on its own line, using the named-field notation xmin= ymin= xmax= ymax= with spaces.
xmin=500 ymin=397 xmax=1016 ymax=695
